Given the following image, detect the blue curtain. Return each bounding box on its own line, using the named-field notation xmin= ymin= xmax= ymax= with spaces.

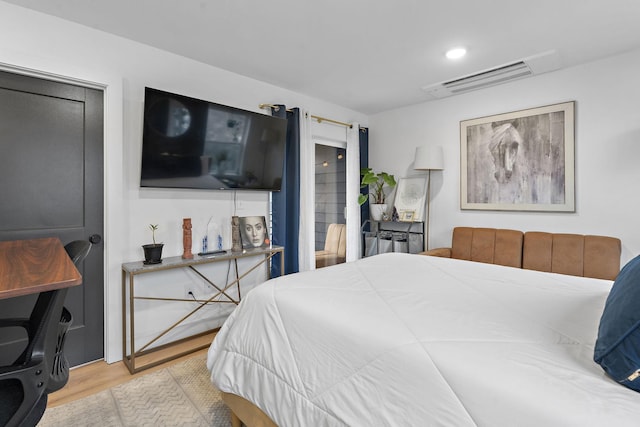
xmin=359 ymin=126 xmax=370 ymax=227
xmin=271 ymin=106 xmax=300 ymax=276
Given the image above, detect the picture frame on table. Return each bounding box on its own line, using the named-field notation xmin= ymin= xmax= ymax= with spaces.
xmin=460 ymin=101 xmax=575 ymax=212
xmin=398 ymin=210 xmax=416 ymax=222
xmin=393 ymin=177 xmax=427 ymax=222
xmin=238 ymin=216 xmax=270 ymax=249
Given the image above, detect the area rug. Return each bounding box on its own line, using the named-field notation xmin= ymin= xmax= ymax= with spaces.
xmin=38 ymin=356 xmax=230 ymax=427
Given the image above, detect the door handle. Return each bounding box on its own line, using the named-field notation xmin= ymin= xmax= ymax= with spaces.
xmin=89 ymin=234 xmax=102 ymax=244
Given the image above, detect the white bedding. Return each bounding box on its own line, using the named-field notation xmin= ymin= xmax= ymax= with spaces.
xmin=207 ymin=253 xmax=640 ymax=426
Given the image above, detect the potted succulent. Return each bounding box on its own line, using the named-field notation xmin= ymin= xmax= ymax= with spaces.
xmin=358 ymin=167 xmax=397 ymax=221
xmin=142 ymin=224 xmax=164 ymax=264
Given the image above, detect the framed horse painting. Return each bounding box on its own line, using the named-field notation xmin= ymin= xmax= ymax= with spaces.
xmin=460 ymin=101 xmax=575 ymax=212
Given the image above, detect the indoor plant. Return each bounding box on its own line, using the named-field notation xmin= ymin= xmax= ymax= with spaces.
xmin=358 ymin=167 xmax=397 ymax=221
xmin=142 ymin=224 xmax=164 ymax=264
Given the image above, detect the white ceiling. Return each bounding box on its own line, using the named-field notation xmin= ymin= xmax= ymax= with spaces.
xmin=4 ymin=0 xmax=640 ymax=114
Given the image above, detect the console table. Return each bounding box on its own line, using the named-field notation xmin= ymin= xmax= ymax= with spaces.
xmin=121 ymin=245 xmax=283 ymax=374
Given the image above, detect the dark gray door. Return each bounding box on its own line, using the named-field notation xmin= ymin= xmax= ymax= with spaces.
xmin=0 ymin=69 xmax=104 ymax=366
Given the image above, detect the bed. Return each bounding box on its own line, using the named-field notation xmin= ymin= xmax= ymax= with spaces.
xmin=207 ymin=252 xmax=640 ymax=426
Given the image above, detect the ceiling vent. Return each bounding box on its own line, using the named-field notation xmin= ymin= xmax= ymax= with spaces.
xmin=422 ymin=50 xmax=561 ymax=100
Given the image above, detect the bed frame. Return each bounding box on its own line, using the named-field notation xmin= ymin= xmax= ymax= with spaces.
xmin=219 ymin=231 xmax=623 ymax=426
xmin=222 ymin=392 xmax=277 ymax=427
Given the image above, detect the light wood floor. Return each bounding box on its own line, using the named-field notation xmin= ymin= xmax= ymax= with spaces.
xmin=47 ymin=332 xmax=216 ymax=408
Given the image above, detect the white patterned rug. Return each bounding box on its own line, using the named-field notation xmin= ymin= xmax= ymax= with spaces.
xmin=38 ymin=356 xmax=230 ymax=427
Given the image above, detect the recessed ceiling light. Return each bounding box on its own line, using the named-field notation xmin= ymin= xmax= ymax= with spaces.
xmin=446 ymin=47 xmax=467 ymax=60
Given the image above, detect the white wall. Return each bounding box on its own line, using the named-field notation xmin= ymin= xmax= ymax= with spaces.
xmin=370 ymin=49 xmax=640 ymax=266
xmin=0 ymin=2 xmax=368 ymax=363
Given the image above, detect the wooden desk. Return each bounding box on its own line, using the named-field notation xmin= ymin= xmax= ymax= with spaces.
xmin=0 ymin=237 xmax=82 ymax=300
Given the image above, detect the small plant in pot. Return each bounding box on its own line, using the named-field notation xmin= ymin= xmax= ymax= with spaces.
xmin=358 ymin=167 xmax=397 ymax=221
xmin=142 ymin=224 xmax=164 ymax=265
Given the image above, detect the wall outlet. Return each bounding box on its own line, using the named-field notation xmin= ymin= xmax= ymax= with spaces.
xmin=184 ymin=285 xmax=196 ymax=300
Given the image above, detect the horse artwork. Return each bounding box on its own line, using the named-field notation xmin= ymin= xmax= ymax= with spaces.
xmin=460 ymin=102 xmax=575 ymax=212
xmin=489 ymin=122 xmax=522 ymax=184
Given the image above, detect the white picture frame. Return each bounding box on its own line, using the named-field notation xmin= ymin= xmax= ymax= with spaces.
xmin=460 ymin=101 xmax=575 ymax=212
xmin=238 ymin=216 xmax=270 ymax=249
xmin=394 ymin=177 xmax=427 ymax=222
xmin=399 ymin=210 xmax=416 ymax=222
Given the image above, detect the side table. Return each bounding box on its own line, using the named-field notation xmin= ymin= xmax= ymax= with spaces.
xmin=121 ymin=245 xmax=283 ymax=373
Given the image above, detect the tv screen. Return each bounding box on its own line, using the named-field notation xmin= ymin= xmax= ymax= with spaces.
xmin=140 ymin=87 xmax=287 ymax=191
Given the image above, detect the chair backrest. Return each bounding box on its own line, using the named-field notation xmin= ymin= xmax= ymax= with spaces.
xmin=14 ymin=240 xmax=90 ymax=367
xmin=64 ymin=240 xmax=92 ymax=266
xmin=1 ymin=288 xmax=68 ymax=427
xmin=46 ymin=240 xmax=92 ymax=392
xmin=323 ymin=224 xmax=346 ymax=257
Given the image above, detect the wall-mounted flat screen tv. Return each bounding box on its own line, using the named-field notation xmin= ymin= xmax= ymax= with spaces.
xmin=140 ymin=87 xmax=287 ymax=191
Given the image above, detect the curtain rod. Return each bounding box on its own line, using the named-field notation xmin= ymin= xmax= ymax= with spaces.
xmin=307 ymin=113 xmax=353 ymax=129
xmin=259 ymin=103 xmax=353 ymax=129
xmin=258 ymin=103 xmax=293 ymax=112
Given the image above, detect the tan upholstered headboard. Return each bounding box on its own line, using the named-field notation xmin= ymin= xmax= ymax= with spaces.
xmin=422 ymin=227 xmax=622 ymax=280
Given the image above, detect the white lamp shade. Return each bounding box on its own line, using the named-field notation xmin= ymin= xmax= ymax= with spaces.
xmin=414 ymin=146 xmax=444 ymax=170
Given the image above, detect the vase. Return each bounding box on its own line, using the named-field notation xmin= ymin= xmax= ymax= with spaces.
xmin=370 ymin=203 xmax=387 ymax=221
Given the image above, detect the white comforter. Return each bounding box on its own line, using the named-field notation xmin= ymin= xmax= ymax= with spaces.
xmin=207 ymin=253 xmax=640 ymax=426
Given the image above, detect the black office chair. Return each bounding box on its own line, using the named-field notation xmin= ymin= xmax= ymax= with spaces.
xmin=0 ymin=239 xmax=91 ymax=427
xmin=49 ymin=240 xmax=92 ymax=393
